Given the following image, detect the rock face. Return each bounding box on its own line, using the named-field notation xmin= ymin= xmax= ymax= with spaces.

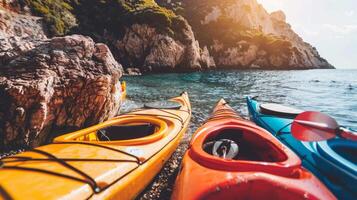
xmin=72 ymin=0 xmax=215 ymax=73
xmin=0 ymin=5 xmax=124 ymax=149
xmin=0 ymin=7 xmax=47 ymax=66
xmin=0 ymin=0 xmax=28 ymax=14
xmin=0 ymin=6 xmax=46 ymax=39
xmin=4 ymin=0 xmax=332 ymax=71
xmin=161 ymin=0 xmax=333 ymax=69
xmin=0 ymin=34 xmax=123 ymax=149
xmin=114 ymin=21 xmax=215 ymax=73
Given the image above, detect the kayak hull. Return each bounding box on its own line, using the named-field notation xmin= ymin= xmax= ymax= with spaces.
xmin=172 ymin=99 xmax=335 ymax=200
xmin=0 ymin=93 xmax=191 ymax=200
xmin=246 ymin=97 xmax=357 ymax=199
xmin=173 ymin=151 xmax=334 ymax=200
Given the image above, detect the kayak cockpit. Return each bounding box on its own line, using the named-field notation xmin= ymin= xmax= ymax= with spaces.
xmin=203 ymin=128 xmax=287 ymax=162
xmin=53 ymin=116 xmax=169 ymax=145
xmin=74 ymin=123 xmax=159 ymax=141
xmin=189 ymin=121 xmax=301 ymax=177
xmin=317 ymin=139 xmax=357 ymax=169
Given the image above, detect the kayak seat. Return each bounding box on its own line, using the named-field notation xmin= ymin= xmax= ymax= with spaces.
xmin=260 ymin=103 xmax=303 ymax=118
xmin=97 ymin=123 xmax=156 ymax=141
xmin=203 ymin=128 xmax=286 ymax=162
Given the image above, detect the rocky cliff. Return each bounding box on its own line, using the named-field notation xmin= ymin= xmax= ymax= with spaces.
xmin=3 ymin=0 xmax=332 ymax=71
xmin=159 ymin=0 xmax=333 ymax=69
xmin=0 ymin=5 xmax=124 ymax=149
xmin=71 ymin=0 xmax=215 ymax=73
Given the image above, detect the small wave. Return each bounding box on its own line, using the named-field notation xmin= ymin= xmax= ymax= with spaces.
xmin=347 ymin=84 xmax=353 ymax=90
xmin=310 ymin=79 xmax=320 ymax=83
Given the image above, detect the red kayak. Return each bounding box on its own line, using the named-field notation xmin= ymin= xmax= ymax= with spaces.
xmin=171 ymin=99 xmax=336 ymax=200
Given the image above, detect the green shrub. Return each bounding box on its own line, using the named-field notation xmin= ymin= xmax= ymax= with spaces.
xmin=239 ymin=29 xmax=292 ymax=55
xmin=72 ymin=0 xmax=184 ymax=38
xmin=128 ymin=0 xmax=181 ymax=33
xmin=24 ymin=0 xmax=77 ymax=36
xmin=24 ymin=0 xmax=183 ymax=37
xmin=31 ymin=1 xmax=50 ymax=15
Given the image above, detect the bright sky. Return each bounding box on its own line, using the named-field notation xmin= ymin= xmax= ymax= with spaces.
xmin=257 ymin=0 xmax=357 ymax=69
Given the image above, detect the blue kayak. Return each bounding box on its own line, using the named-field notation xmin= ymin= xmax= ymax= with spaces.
xmin=246 ymin=96 xmax=357 ymax=199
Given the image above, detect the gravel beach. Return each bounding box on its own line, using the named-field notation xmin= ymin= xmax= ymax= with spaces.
xmin=137 ymin=110 xmax=205 ymax=200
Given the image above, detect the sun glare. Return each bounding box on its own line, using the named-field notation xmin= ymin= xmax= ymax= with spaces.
xmin=256 ymin=0 xmax=285 ymax=12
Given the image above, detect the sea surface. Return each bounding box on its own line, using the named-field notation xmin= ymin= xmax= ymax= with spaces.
xmin=123 ymin=69 xmax=357 ymax=130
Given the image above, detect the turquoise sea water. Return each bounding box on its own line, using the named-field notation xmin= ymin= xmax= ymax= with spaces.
xmin=123 ymin=69 xmax=357 ymax=130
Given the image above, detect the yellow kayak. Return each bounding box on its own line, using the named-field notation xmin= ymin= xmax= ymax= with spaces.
xmin=0 ymin=92 xmax=191 ymax=200
xmin=121 ymin=81 xmax=127 ymax=102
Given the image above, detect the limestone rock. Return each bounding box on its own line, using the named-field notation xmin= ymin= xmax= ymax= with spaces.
xmin=125 ymin=68 xmax=142 ymax=76
xmin=0 ymin=3 xmax=47 ymax=65
xmin=173 ymin=0 xmax=334 ymax=69
xmin=200 ymin=46 xmax=216 ymax=68
xmin=0 ymin=0 xmax=30 ymax=14
xmin=270 ymin=10 xmax=286 ymax=22
xmin=0 ymin=6 xmax=46 ymax=39
xmin=0 ymin=34 xmax=124 ymax=149
xmin=114 ymin=21 xmax=215 ymax=73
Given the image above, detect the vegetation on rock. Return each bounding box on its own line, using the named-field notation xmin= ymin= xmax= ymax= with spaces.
xmin=191 ymin=14 xmax=293 ymax=58
xmin=241 ymin=30 xmax=293 ymax=55
xmin=10 ymin=0 xmax=332 ymax=69
xmin=161 ymin=0 xmax=333 ymax=69
xmin=22 ymin=0 xmax=77 ymax=36
xmin=20 ymin=0 xmax=184 ymax=37
xmin=73 ymin=0 xmax=185 ymax=38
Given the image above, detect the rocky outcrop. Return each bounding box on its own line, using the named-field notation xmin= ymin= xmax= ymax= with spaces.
xmin=72 ymin=0 xmax=215 ymax=73
xmin=114 ymin=21 xmax=215 ymax=73
xmin=4 ymin=0 xmax=331 ymax=71
xmin=268 ymin=9 xmax=333 ymax=69
xmin=0 ymin=5 xmax=124 ymax=149
xmin=161 ymin=0 xmax=333 ymax=69
xmin=0 ymin=6 xmax=46 ymax=39
xmin=0 ymin=0 xmax=28 ymax=14
xmin=0 ymin=34 xmax=124 ymax=149
xmin=0 ymin=2 xmax=47 ymax=65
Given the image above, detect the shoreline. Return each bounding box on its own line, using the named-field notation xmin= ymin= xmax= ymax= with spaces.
xmin=123 ymin=68 xmax=337 ymax=76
